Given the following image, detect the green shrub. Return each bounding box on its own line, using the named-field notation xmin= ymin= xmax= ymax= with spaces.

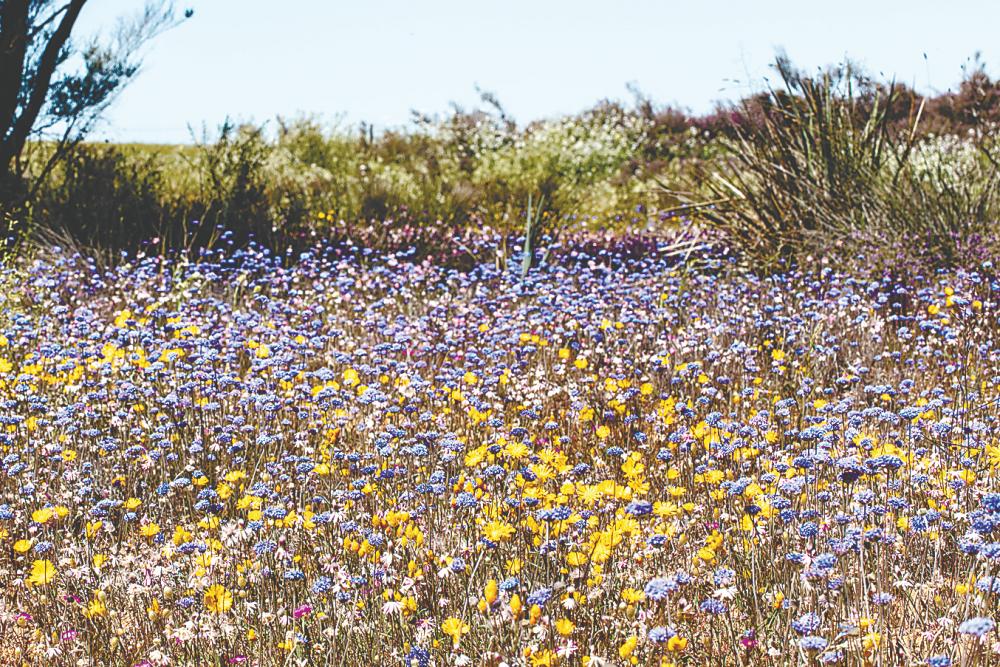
xmin=31 ymin=144 xmax=167 ymax=251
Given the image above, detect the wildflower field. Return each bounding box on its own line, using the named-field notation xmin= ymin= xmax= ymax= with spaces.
xmin=0 ymin=235 xmax=997 ymax=667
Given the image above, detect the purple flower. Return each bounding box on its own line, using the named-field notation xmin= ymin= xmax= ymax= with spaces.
xmin=958 ymin=616 xmax=995 ymax=636
xmin=699 ymin=599 xmax=727 ymax=615
xmin=801 ymin=636 xmax=828 ymax=652
xmin=648 ymin=626 xmax=674 ymax=643
xmin=625 ymin=500 xmax=652 ymax=517
xmin=644 ymin=577 xmax=675 ymax=601
xmin=791 ymin=612 xmax=821 ymax=635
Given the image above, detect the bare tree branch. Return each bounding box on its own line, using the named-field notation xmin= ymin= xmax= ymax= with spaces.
xmin=2 ymin=0 xmax=86 ymax=165
xmin=27 ymin=3 xmax=74 ymax=41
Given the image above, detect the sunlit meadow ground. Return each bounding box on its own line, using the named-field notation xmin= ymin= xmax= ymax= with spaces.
xmin=0 ymin=237 xmax=997 ymax=667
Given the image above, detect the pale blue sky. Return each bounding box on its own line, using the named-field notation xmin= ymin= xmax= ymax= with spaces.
xmin=76 ymin=0 xmax=999 ymax=143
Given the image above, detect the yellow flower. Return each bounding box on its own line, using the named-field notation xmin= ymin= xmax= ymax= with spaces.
xmin=621 ymin=588 xmax=645 ymax=604
xmin=697 ymin=546 xmax=716 ymax=562
xmin=484 ymin=579 xmax=498 ymax=605
xmin=204 ymin=584 xmax=234 ymax=614
xmin=504 ymin=440 xmax=530 ymax=460
xmin=595 ymin=425 xmax=610 ymax=439
xmin=85 ymin=595 xmax=107 ymax=618
xmin=342 ymin=368 xmax=360 ymax=387
xmin=862 ymin=631 xmax=881 ymax=651
xmin=619 ymin=635 xmax=638 ymax=659
xmin=31 ymin=507 xmax=54 ymax=524
xmin=667 ymin=635 xmax=688 ymax=652
xmin=28 ymin=559 xmax=56 ymax=586
xmin=482 ymin=520 xmax=515 ymax=542
xmin=140 ymin=523 xmax=161 ymax=538
xmin=555 ymin=617 xmax=575 ymax=636
xmin=441 ymin=616 xmax=469 ymax=646
xmin=987 ymin=445 xmax=1000 ymax=468
xmin=529 ymin=604 xmax=542 ymax=624
xmin=654 ymin=501 xmax=681 ymax=518
xmin=13 ymin=539 xmax=32 ymax=553
xmin=579 ymin=485 xmax=601 ymax=505
xmin=529 ymin=651 xmax=555 ymax=666
xmin=956 ymin=469 xmax=976 ymax=484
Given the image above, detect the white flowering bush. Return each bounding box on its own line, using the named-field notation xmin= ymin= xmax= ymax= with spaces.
xmin=473 ymin=106 xmax=652 ymax=215
xmin=907 ymin=134 xmax=985 ymax=188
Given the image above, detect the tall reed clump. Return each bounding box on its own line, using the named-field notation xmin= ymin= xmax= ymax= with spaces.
xmin=688 ymin=55 xmax=1000 ymax=266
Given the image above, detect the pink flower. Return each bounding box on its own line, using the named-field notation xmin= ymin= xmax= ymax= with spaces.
xmin=293 ymin=604 xmax=312 ymax=619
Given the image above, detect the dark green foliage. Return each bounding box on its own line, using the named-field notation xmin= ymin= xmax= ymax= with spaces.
xmin=188 ymin=123 xmax=273 ymax=247
xmin=32 ymin=144 xmax=163 ymax=250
